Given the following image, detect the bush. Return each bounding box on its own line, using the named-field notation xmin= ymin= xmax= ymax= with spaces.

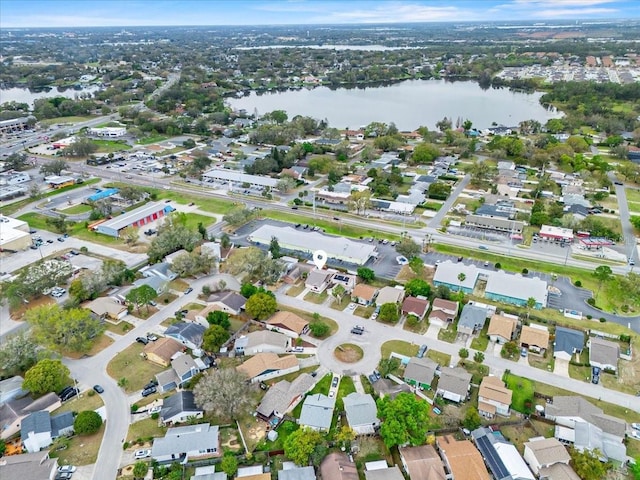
xmin=574 ymin=280 xmax=582 ymax=287
xmin=309 ymin=321 xmax=330 ymax=338
xmin=87 ymin=389 xmax=95 ymax=397
xmin=522 ymin=268 xmax=529 ymax=275
xmin=599 ymin=318 xmax=606 ymax=323
xmin=131 ymin=404 xmax=139 ymax=413
xmin=587 ymin=298 xmax=595 ymax=306
xmin=405 ymin=315 xmax=420 ymax=328
xmin=494 ymin=262 xmax=501 ymax=269
xmin=123 ymin=441 xmax=130 ymax=450
xmin=74 ymin=410 xmax=103 ymax=435
xmin=151 ymin=412 xmax=159 ymax=420
xmin=586 ymin=314 xmax=592 ymax=319
xmin=80 ymin=246 xmax=88 ymax=253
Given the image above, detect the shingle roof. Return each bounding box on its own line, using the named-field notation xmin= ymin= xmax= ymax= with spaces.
xmin=399 ymin=445 xmax=446 ymax=480
xmin=0 ymin=451 xmax=57 ymax=480
xmin=165 ymin=322 xmax=206 ymax=347
xmin=437 ymin=435 xmax=489 ymax=480
xmin=364 ymin=466 xmax=405 ymax=480
xmin=353 ymin=283 xmax=378 ymax=301
xmin=459 ymin=305 xmax=488 ymax=330
xmin=305 ymin=269 xmax=333 ymax=288
xmin=236 ymin=353 xmax=298 ymax=379
xmin=171 ymin=354 xmax=198 ymax=378
xmin=487 ymin=314 xmax=517 ymax=340
xmin=432 ymin=298 xmax=459 ymax=314
xmin=245 ymin=330 xmax=290 ymax=350
xmin=21 ymin=410 xmax=50 ymax=435
xmin=404 ymin=357 xmax=438 ymax=385
xmin=160 ymin=391 xmax=202 ymax=422
xmin=402 ymin=296 xmax=430 ymax=317
xmin=206 ymin=290 xmax=246 ymax=311
xmin=546 ymin=396 xmax=626 ymax=436
xmin=437 ymin=367 xmax=472 ymax=398
xmin=320 ymin=452 xmax=358 ymax=480
xmin=524 ymin=438 xmax=570 ymax=466
xmin=299 ymin=393 xmax=335 ymax=430
xmin=520 ymin=325 xmax=550 ymax=349
xmin=375 ymin=286 xmax=405 ymax=306
xmin=539 ymin=463 xmax=581 ymax=480
xmin=479 ymin=376 xmax=512 ymax=406
xmin=152 ymin=423 xmax=219 ymax=458
xmin=144 ymin=337 xmax=185 ymax=363
xmin=50 ymin=411 xmax=74 ymax=437
xmin=265 ymin=311 xmax=309 ymax=335
xmin=256 ymin=374 xmax=315 ymax=418
xmin=278 ymin=465 xmax=317 ymax=480
xmin=343 ymin=393 xmax=378 ymax=428
xmin=589 ymin=337 xmax=619 ymax=367
xmin=554 ymin=327 xmax=585 ymax=355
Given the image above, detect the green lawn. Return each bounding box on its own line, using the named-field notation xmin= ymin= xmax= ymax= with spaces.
xmin=92 ymin=139 xmax=132 ymax=153
xmin=303 ymin=291 xmax=328 ymax=304
xmin=381 ymin=340 xmax=418 ymax=359
xmin=335 ymin=375 xmax=357 ymax=411
xmin=503 ymin=373 xmax=534 ymax=413
xmin=426 ymin=349 xmax=451 ymax=368
xmin=106 ymin=343 xmax=167 ymax=392
xmin=460 ymin=360 xmax=489 ymax=384
xmin=50 ymin=425 xmax=105 ymax=466
xmin=53 ymin=390 xmax=104 ymax=415
xmin=40 ymin=116 xmax=95 ymax=126
xmin=59 ymin=203 xmax=92 ymax=214
xmin=127 ymin=418 xmax=167 ymax=443
xmin=136 ymin=134 xmax=169 ymax=145
xmin=626 ymin=188 xmax=640 ymax=204
xmin=285 ymin=283 xmax=306 ymax=297
xmin=18 ymin=212 xmax=124 ymax=246
xmin=182 ymin=212 xmax=216 ymax=230
xmin=470 ymin=326 xmax=489 ymax=352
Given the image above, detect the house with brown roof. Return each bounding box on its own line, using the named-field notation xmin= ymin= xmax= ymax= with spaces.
xmin=144 ymin=337 xmax=184 ymax=367
xmin=264 ymin=311 xmax=309 ymax=337
xmin=523 ymin=437 xmax=573 ymax=477
xmin=437 ymin=435 xmax=490 ymax=480
xmin=352 ymin=283 xmax=378 ymax=306
xmin=236 ymin=353 xmax=299 ymax=383
xmin=520 ymin=325 xmax=550 ymax=354
xmin=429 ymin=298 xmax=459 ymax=328
xmin=320 ymin=452 xmax=358 ymax=480
xmin=399 ymin=445 xmax=446 ymax=480
xmin=401 ymin=296 xmax=430 ymax=320
xmin=478 ymin=376 xmax=512 ymax=418
xmin=488 ymin=314 xmax=518 ymax=344
xmin=436 ymin=367 xmax=472 ymax=403
xmin=85 ymin=297 xmax=128 ymax=321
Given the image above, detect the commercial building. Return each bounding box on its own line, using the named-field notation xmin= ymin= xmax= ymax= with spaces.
xmin=0 ymin=172 xmax=30 ymax=186
xmin=87 ymin=126 xmax=127 ymax=137
xmin=249 ymin=224 xmax=377 ymax=265
xmin=539 ymin=225 xmax=574 ymax=242
xmin=0 ymin=116 xmax=35 ymax=134
xmin=45 ymin=175 xmax=76 ymax=189
xmin=0 ymin=215 xmax=32 ymax=251
xmin=485 ymin=272 xmax=548 ymax=309
xmin=465 ymin=214 xmax=524 ymax=233
xmin=433 ymin=262 xmax=480 ymax=294
xmin=202 ymin=168 xmax=278 ymax=189
xmin=94 ymin=201 xmax=174 ymax=237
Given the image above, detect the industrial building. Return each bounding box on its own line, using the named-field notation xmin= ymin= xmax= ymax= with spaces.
xmin=93 ymin=201 xmax=174 ymax=238
xmin=202 ymin=169 xmax=278 ymax=190
xmin=0 ymin=215 xmax=32 ymax=252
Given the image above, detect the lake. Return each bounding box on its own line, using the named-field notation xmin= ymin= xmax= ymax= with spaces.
xmin=228 ymin=79 xmax=562 ymax=131
xmin=0 ymin=85 xmax=102 ymax=107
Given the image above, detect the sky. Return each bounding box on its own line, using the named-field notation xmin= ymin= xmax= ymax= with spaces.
xmin=1 ymin=0 xmax=638 ymax=28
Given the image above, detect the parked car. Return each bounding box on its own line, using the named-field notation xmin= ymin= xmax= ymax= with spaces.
xmin=591 ymin=366 xmax=601 ymax=384
xmin=55 ymin=472 xmax=73 ymax=480
xmin=46 ymin=239 xmax=54 ymax=244
xmin=57 ymin=237 xmax=65 ymax=242
xmin=146 ymin=333 xmax=158 ymax=341
xmin=373 ymin=370 xmax=381 ymax=380
xmin=347 ymin=303 xmax=357 ymax=312
xmin=631 ymin=423 xmax=640 ymax=431
xmin=141 ymin=386 xmax=157 ymax=397
xmin=417 ymin=344 xmax=428 ymax=358
xmin=136 ymin=337 xmax=149 ymax=345
xmin=184 ymin=287 xmax=193 ymax=294
xmin=368 ymin=373 xmax=378 ymax=383
xmin=57 ymin=465 xmax=77 ymax=473
xmin=93 ymin=385 xmax=104 ymax=394
xmin=60 ymin=388 xmax=79 ymax=402
xmin=395 ymin=255 xmax=409 ymax=265
xmin=134 ymin=449 xmax=152 ymax=459
xmin=331 ymin=377 xmax=339 ymax=388
xmin=520 ymin=348 xmax=528 ymax=357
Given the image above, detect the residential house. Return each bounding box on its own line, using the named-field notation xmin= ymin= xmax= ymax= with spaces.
xmin=235 ymin=330 xmax=290 ymax=355
xmin=553 ymin=327 xmax=585 ymax=361
xmin=352 ymin=284 xmax=378 ymax=306
xmin=404 ymin=357 xmax=438 ymax=390
xmin=151 ymin=423 xmax=220 ymax=464
xmin=487 ymin=314 xmax=518 ymax=344
xmin=200 ymin=242 xmax=223 ymax=262
xmin=0 ymin=392 xmax=60 ymax=440
xmin=433 ymin=262 xmax=480 ymax=294
xmin=190 ymin=467 xmax=227 ymax=480
xmin=21 ymin=410 xmax=74 ymax=453
xmin=428 ymin=298 xmax=459 ymax=328
xmin=264 ymin=311 xmax=309 ymax=338
xmin=165 ymin=249 xmax=188 ymax=265
xmin=85 ymin=297 xmax=128 ymax=321
xmin=471 ymin=427 xmax=535 ymax=480
xmin=588 ymin=337 xmax=619 ymax=372
xmin=457 ymin=304 xmax=489 ymax=336
xmin=320 ymin=452 xmax=358 ymax=480
xmin=236 ymin=353 xmax=299 ymax=383
xmin=520 ymin=325 xmax=550 ymax=354
xmin=375 ymin=286 xmax=405 ymax=307
xmin=141 ymin=262 xmax=178 ymax=282
xmin=523 ymin=437 xmax=572 ymax=477
xmin=299 ymin=394 xmax=335 ymax=432
xmin=305 ymin=269 xmax=334 ymax=294
xmin=399 ymin=444 xmax=446 ymax=480
xmin=160 ymin=391 xmax=203 ymax=425
xmin=235 ymin=465 xmax=271 ymax=479
xmin=144 ymin=337 xmax=184 ymax=367
xmin=401 ymin=296 xmax=430 ymax=320
xmin=343 ymin=393 xmax=379 ymax=435
xmin=437 ymin=435 xmax=490 ymax=480
xmin=0 ymin=451 xmax=58 ymax=480
xmin=0 ymin=376 xmax=27 ymax=403
xmin=171 ymin=354 xmax=200 ymax=386
xmin=164 ymin=322 xmax=206 ymax=350
xmin=256 ymin=374 xmax=316 ymax=422
xmin=545 ymin=396 xmax=627 ymax=462
xmin=478 ymin=376 xmax=512 ymax=418
xmin=373 ymin=379 xmax=411 ymax=399
xmin=537 ymin=463 xmax=581 ymax=480
xmin=436 ymin=367 xmax=472 ymax=403
xmin=364 ymin=463 xmax=404 ymax=480
xmin=206 ymin=290 xmax=246 ymax=315
xmin=278 ymin=464 xmax=316 ymax=480
xmin=332 ymin=272 xmax=357 ymax=292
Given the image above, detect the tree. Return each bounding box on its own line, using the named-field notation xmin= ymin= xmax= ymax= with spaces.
xmin=283 ymin=427 xmax=323 ymax=466
xmin=125 ymin=284 xmax=158 ymax=314
xmin=26 ymin=304 xmax=104 ymax=353
xmin=526 ymin=296 xmax=537 ymax=320
xmin=395 ymin=237 xmax=421 ymax=259
xmin=378 ymin=303 xmax=399 ymax=324
xmin=269 ymin=236 xmax=282 ymax=259
xmin=0 ymin=331 xmax=41 ymax=375
xmin=357 ymin=267 xmax=375 ymax=283
xmin=348 ymin=189 xmax=371 ymax=216
xmin=569 ymin=447 xmax=611 ymax=480
xmin=240 ymin=282 xmax=258 ymax=298
xmin=245 ymin=292 xmax=277 ymax=320
xmin=593 ymin=265 xmax=613 ymax=301
xmin=308 ymin=320 xmax=330 ymax=338
xmin=23 ymin=359 xmax=69 ymax=395
xmin=405 ymin=278 xmax=431 ymax=297
xmin=377 ymin=392 xmax=432 ymax=448
xmin=147 ymin=219 xmax=203 ymax=263
xmin=202 ymin=325 xmax=229 ymax=353
xmin=457 ymin=273 xmax=466 ymax=292
xmin=463 ymin=407 xmax=482 ymax=430
xmin=474 ymin=351 xmax=485 ymax=363
xmin=194 ymin=369 xmax=252 ymax=420
xmin=276 ymin=176 xmax=296 ymax=193
xmin=436 ymin=117 xmax=452 ymax=132
xmin=411 ymin=142 xmax=440 ymax=164
xmin=0 ymin=439 xmax=5 ymax=457
xmin=220 ymin=233 xmax=231 ymax=249
xmin=223 ymin=207 xmax=256 ymax=227
xmin=335 ymin=425 xmax=356 ymax=448
xmin=331 ymin=284 xmax=346 ymax=304
xmin=132 ymin=461 xmax=148 ymax=480
xmin=206 ymin=311 xmax=231 ymax=329
xmin=378 ymin=357 xmax=400 ymax=378
xmin=428 ymin=181 xmax=452 ymax=200
xmin=501 ymin=341 xmax=520 ymax=359
xmin=629 ymin=458 xmax=640 ymax=480
xmin=409 ymin=256 xmax=424 ymax=275
xmin=74 ymin=410 xmax=103 ymax=435
xmin=40 ymin=159 xmax=68 ymax=176
xmin=459 ymin=348 xmax=469 ymax=359
xmin=171 ymin=250 xmax=217 ymax=277
xmin=225 ymin=247 xmax=283 ymax=284
xmin=221 ymin=451 xmax=238 ymax=477
xmin=120 ymin=226 xmax=138 ymax=245
xmin=5 ymin=152 xmax=28 ymax=170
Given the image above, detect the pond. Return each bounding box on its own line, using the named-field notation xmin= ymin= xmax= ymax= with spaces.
xmin=0 ymin=84 xmax=102 ymax=107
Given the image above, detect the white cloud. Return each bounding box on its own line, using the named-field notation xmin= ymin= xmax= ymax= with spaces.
xmin=535 ymin=7 xmax=619 ymax=17
xmin=316 ymin=3 xmax=474 ymax=23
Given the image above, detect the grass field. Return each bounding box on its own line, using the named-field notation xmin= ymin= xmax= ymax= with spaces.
xmin=503 ymin=373 xmax=534 ymax=413
xmin=92 ymin=139 xmax=132 ymax=153
xmin=426 ymin=349 xmax=451 ymax=368
xmin=127 ymin=418 xmax=167 ymax=443
xmin=41 ymin=116 xmax=95 ymax=126
xmin=59 ymin=203 xmax=92 ymax=214
xmin=18 ymin=211 xmax=124 ymax=246
xmin=136 ymin=134 xmax=169 ymax=145
xmin=54 ymin=390 xmax=104 ymax=415
xmin=50 ymin=424 xmax=105 ymax=466
xmin=627 ymin=188 xmax=640 ymax=204
xmin=106 ymin=343 xmax=167 ymax=393
xmin=381 ymin=340 xmax=418 ymax=359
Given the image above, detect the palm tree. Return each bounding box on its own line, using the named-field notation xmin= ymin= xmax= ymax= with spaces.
xmin=526 ymin=296 xmax=537 ymax=321
xmin=457 ymin=273 xmax=466 ymax=292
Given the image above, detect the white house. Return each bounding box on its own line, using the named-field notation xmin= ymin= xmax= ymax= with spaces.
xmin=523 ymin=437 xmax=573 ymax=477
xmin=151 ymin=423 xmax=219 ymax=464
xmin=21 ymin=411 xmax=74 ymax=453
xmin=343 ymin=393 xmax=379 ymax=435
xmin=234 ymin=330 xmax=290 ymax=355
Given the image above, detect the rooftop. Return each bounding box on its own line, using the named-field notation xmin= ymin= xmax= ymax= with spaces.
xmin=520 ymin=325 xmax=550 ymax=348
xmin=487 ymin=314 xmax=518 ymax=340
xmin=265 ymin=311 xmax=309 ymax=335
xmin=437 ymin=367 xmax=472 ymax=397
xmin=236 ymin=353 xmax=298 ymax=379
xmin=479 ymin=376 xmax=512 ymax=406
xmin=485 ymin=272 xmax=548 ymax=306
xmin=97 ymin=201 xmax=172 ymax=232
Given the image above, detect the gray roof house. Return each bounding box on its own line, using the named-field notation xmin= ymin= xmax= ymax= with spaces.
xmin=278 ymin=463 xmax=317 ymax=480
xmin=298 ymin=393 xmax=335 ymax=432
xmin=256 ymin=373 xmax=316 ymax=421
xmin=206 ymin=290 xmax=246 ymax=315
xmin=165 ymin=322 xmax=206 ymax=350
xmin=160 ymin=391 xmax=203 ymax=425
xmin=436 ymin=367 xmax=472 ymax=403
xmin=152 ymin=423 xmax=220 ymax=464
xmin=545 ymin=396 xmax=626 ymax=462
xmin=404 ymin=357 xmax=438 ymax=390
xmin=471 ymin=427 xmax=534 ymax=480
xmin=141 ymin=262 xmax=177 ymax=281
xmin=457 ymin=304 xmax=489 ymax=335
xmin=0 ymin=375 xmax=27 ymax=403
xmin=0 ymin=451 xmax=58 ymax=480
xmin=21 ymin=410 xmax=74 ymax=453
xmin=235 ymin=330 xmax=290 ymax=355
xmin=343 ymin=393 xmax=380 ymax=435
xmin=588 ymin=337 xmax=619 ymax=372
xmin=553 ymin=327 xmax=585 ymax=361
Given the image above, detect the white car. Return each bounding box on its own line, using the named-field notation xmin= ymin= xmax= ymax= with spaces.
xmin=57 ymin=465 xmax=77 ymax=473
xmin=631 ymin=430 xmax=640 ymax=440
xmin=347 ymin=303 xmax=357 ymax=311
xmin=396 ymin=256 xmax=409 ymax=265
xmin=632 ymin=423 xmax=640 ymax=431
xmin=134 ymin=449 xmax=152 ymax=459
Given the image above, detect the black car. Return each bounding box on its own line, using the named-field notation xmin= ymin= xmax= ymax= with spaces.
xmin=143 ymin=381 xmax=157 ymax=391
xmin=136 ymin=336 xmax=149 ymax=345
xmin=350 ymin=326 xmax=364 ymax=335
xmin=184 ymin=287 xmax=193 ymax=294
xmin=417 ymin=344 xmax=428 ymax=358
xmin=59 ymin=386 xmax=74 ymax=397
xmin=93 ymin=385 xmax=104 ymax=394
xmin=141 ymin=386 xmax=157 ymax=397
xmin=60 ymin=388 xmax=79 ymax=402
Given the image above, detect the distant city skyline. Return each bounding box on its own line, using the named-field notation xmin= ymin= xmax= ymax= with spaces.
xmin=2 ymin=0 xmax=639 ymax=28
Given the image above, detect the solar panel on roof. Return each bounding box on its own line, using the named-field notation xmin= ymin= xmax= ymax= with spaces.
xmin=476 ymin=435 xmax=511 ymax=480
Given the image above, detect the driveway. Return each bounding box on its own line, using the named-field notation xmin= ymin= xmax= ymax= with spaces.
xmin=554 ymin=358 xmax=570 ymax=378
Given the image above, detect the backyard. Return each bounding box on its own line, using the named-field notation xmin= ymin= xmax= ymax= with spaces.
xmin=49 ymin=425 xmax=105 ymax=466
xmin=106 ymin=343 xmax=167 ymax=392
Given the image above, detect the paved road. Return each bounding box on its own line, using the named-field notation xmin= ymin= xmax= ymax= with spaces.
xmin=276 ymin=292 xmax=640 ymax=413
xmin=429 ymin=174 xmax=470 ymax=228
xmin=610 ymin=173 xmax=638 ymax=267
